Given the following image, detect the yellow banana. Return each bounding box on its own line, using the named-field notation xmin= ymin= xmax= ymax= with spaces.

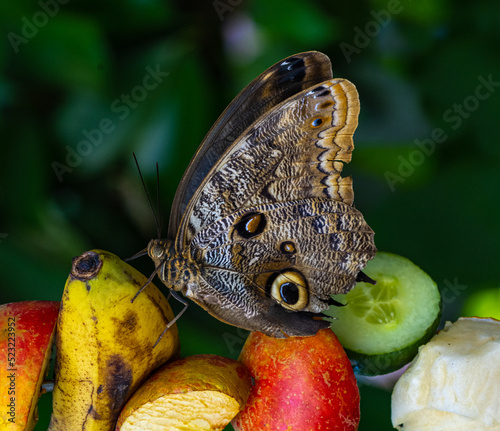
xmin=48 ymin=249 xmax=180 ymax=431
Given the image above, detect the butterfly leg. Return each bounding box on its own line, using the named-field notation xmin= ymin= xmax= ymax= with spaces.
xmin=131 ymin=266 xmax=161 ymax=302
xmin=153 ymin=289 xmax=189 ymax=347
xmin=356 ymin=271 xmax=377 ymax=285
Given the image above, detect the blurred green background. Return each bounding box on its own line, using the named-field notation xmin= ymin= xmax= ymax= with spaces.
xmin=1 ymin=0 xmax=499 ymax=429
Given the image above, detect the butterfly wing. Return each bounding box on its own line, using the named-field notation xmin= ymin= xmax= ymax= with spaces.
xmin=178 ymin=78 xmax=360 ymax=245
xmin=174 ymin=71 xmax=376 ymax=337
xmin=168 ymin=51 xmax=333 ymax=238
xmin=187 ymin=199 xmax=374 ymax=336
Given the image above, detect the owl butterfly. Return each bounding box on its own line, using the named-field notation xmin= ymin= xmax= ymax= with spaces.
xmin=145 ymin=51 xmax=376 ymax=338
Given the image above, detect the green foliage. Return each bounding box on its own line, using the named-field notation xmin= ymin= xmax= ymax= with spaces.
xmin=1 ymin=0 xmax=499 ymax=429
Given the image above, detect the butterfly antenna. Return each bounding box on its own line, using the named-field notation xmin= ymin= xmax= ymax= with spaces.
xmin=156 ymin=162 xmax=162 ymax=239
xmin=133 ymin=153 xmax=161 ymax=239
xmin=123 ymin=247 xmax=148 ymax=262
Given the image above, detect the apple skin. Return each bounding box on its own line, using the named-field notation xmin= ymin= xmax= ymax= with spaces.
xmin=0 ymin=301 xmax=60 ymax=431
xmin=232 ymin=328 xmax=360 ymax=431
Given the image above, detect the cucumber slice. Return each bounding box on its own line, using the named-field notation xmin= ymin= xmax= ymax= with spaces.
xmin=324 ymin=252 xmax=442 ymax=376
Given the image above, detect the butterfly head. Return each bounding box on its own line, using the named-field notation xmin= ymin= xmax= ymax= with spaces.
xmin=147 ymin=238 xmax=195 ymax=289
xmin=147 ymin=238 xmax=174 ymax=269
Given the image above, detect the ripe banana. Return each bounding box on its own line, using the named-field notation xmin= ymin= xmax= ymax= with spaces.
xmin=48 ymin=249 xmax=180 ymax=431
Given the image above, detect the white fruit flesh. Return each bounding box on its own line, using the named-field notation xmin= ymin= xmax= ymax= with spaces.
xmin=391 ymin=317 xmax=500 ymax=430
xmin=120 ymin=390 xmax=240 ymax=431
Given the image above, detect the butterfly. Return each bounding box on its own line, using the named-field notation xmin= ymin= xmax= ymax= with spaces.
xmin=143 ymin=51 xmax=376 ymax=338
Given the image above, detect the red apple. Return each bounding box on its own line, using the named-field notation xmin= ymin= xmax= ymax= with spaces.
xmin=0 ymin=301 xmax=60 ymax=430
xmin=233 ymin=328 xmax=360 ymax=431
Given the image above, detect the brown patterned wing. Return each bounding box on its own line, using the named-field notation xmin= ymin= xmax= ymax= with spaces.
xmin=177 ymin=78 xmax=360 ymax=247
xmin=173 ymin=77 xmax=375 ymax=337
xmin=186 ymin=199 xmax=375 ymax=337
xmin=168 ymin=51 xmax=333 ymax=239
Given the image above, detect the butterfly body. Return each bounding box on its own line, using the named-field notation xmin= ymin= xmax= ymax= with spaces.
xmin=148 ymin=52 xmax=376 ymax=338
xmin=148 ymin=239 xmax=199 ymax=289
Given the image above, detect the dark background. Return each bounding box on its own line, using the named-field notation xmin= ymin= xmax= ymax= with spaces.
xmin=1 ymin=0 xmax=499 ymax=429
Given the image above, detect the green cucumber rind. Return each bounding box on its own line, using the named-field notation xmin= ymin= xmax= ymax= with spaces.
xmin=328 ymin=252 xmax=441 ymax=354
xmin=346 ymin=298 xmax=442 ymax=376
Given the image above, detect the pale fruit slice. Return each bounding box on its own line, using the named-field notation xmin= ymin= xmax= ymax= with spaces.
xmin=0 ymin=301 xmax=60 ymax=431
xmin=391 ymin=317 xmax=500 ymax=430
xmin=116 ymin=354 xmax=252 ymax=430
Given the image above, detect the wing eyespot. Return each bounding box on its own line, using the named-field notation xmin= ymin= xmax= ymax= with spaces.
xmin=280 ymin=56 xmax=302 ymax=71
xmin=317 ymin=89 xmax=331 ymax=98
xmin=234 ymin=212 xmax=267 ymax=239
xmin=319 ymin=101 xmax=334 ymax=109
xmin=266 ymin=270 xmax=309 ymax=311
xmin=311 ymin=117 xmax=324 ymax=128
xmin=280 ymin=241 xmax=297 ymax=254
xmin=307 ymin=85 xmax=325 ymax=96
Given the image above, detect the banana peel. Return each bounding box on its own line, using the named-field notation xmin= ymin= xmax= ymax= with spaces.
xmin=48 ymin=249 xmax=180 ymax=431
